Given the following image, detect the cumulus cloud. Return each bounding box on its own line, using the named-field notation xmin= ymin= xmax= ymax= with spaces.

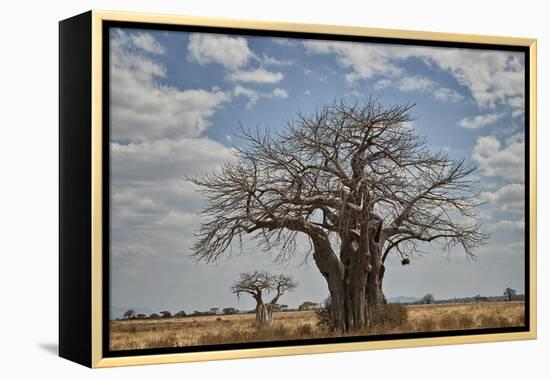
xmin=228 ymin=68 xmax=284 ymax=83
xmin=272 ymin=88 xmax=288 ymax=98
xmin=110 ymin=30 xmax=237 ymax=267
xmin=304 ymin=40 xmax=524 ymax=111
xmin=374 ymin=75 xmax=463 ymax=103
xmin=111 ymin=138 xmax=236 ymax=183
xmin=422 ymin=48 xmax=524 ymax=110
xmin=233 ymin=85 xmax=288 ymax=109
xmin=187 ymin=33 xmax=254 ymax=69
xmin=472 ymin=133 xmax=525 ymax=181
xmin=110 ymin=137 xmax=236 ymax=265
xmin=480 ymin=183 xmax=525 ymax=212
xmin=304 ymin=40 xmax=405 ymax=82
xmin=489 ymin=219 xmax=525 ymax=232
xmin=374 ymin=79 xmax=391 ymax=90
xmin=458 ymin=113 xmax=503 ymax=129
xmin=398 ymin=75 xmax=434 ymax=92
xmin=432 ymin=87 xmax=464 ymax=103
xmin=111 ymin=30 xmax=231 ymax=142
xmin=112 ymin=29 xmax=166 ymax=55
xmin=186 ymin=33 xmax=288 ymax=106
xmin=129 ymin=32 xmax=166 ymax=54
xmin=261 ymin=54 xmax=292 ymax=66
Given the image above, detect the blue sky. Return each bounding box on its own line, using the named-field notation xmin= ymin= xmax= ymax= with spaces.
xmin=109 ymin=27 xmax=526 ymax=315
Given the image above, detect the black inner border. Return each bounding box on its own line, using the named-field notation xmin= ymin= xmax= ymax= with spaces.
xmin=102 ymin=20 xmax=531 ymax=358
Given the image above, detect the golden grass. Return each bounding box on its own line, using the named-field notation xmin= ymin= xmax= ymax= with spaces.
xmin=109 ymin=301 xmax=525 ymax=351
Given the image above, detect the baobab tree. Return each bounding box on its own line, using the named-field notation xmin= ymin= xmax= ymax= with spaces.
xmin=503 ymin=287 xmax=517 ymax=301
xmin=231 ymin=271 xmax=297 ymax=326
xmin=191 ymin=100 xmax=487 ymax=332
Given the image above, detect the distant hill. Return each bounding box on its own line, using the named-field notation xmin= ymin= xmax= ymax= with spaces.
xmin=434 ymin=294 xmax=525 ymax=304
xmin=110 ymin=306 xmax=154 ymax=320
xmin=389 ymin=294 xmax=525 ymax=305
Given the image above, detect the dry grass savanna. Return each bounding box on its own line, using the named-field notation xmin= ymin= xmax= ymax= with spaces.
xmin=110 ymin=301 xmax=525 ymax=350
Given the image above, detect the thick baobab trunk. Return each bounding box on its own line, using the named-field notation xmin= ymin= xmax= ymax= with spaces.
xmin=365 ymin=240 xmax=387 ymax=324
xmin=313 ymin=236 xmax=372 ymax=332
xmin=343 ymin=272 xmax=368 ymax=330
xmin=365 ymin=264 xmax=386 ymax=323
xmin=255 ymin=303 xmax=273 ymax=326
xmin=312 ymin=237 xmax=348 ymax=332
xmin=312 ymin=232 xmax=388 ymax=332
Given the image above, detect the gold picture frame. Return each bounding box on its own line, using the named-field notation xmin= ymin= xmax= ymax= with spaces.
xmin=59 ymin=10 xmax=537 ymax=368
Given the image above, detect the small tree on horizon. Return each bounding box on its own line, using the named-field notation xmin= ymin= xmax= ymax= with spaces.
xmin=423 ymin=293 xmax=435 ymax=304
xmin=160 ymin=310 xmax=172 ymax=318
xmin=222 ymin=307 xmax=238 ymax=315
xmin=232 ymin=271 xmax=297 ymax=326
xmin=123 ymin=309 xmax=135 ymax=319
xmin=299 ymin=301 xmax=319 ymax=311
xmin=503 ymin=287 xmax=517 ymax=301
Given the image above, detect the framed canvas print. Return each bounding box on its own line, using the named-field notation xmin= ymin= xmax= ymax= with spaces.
xmin=59 ymin=10 xmax=537 ymax=368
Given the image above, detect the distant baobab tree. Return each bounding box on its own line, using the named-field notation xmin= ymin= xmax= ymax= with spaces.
xmin=423 ymin=293 xmax=435 ymax=304
xmin=123 ymin=309 xmax=135 ymax=319
xmin=231 ymin=271 xmax=297 ymax=326
xmin=191 ymin=99 xmax=487 ymax=332
xmin=503 ymin=287 xmax=517 ymax=301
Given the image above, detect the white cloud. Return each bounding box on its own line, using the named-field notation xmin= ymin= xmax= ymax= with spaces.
xmin=110 ymin=137 xmax=236 ymax=259
xmin=508 ymin=96 xmax=525 ymax=118
xmin=304 ymin=41 xmax=405 ymax=82
xmin=374 ymin=79 xmax=391 ymax=90
xmin=472 ymin=133 xmax=525 ymax=181
xmin=272 ymin=88 xmax=288 ymax=98
xmin=432 ymin=87 xmax=464 ymax=103
xmin=260 ymin=54 xmax=292 ymax=66
xmin=480 ymin=183 xmax=525 ymax=212
xmin=187 ymin=34 xmax=287 ymax=87
xmin=414 ymin=47 xmax=525 ymax=110
xmin=233 ymin=85 xmax=288 ymax=109
xmin=187 ymin=33 xmax=254 ymax=70
xmin=374 ymin=75 xmax=463 ymax=103
xmin=398 ymin=75 xmax=434 ymax=92
xmin=489 ymin=219 xmax=525 ymax=232
xmin=304 ymin=40 xmax=524 ymax=111
xmin=111 ymin=30 xmax=231 ymax=142
xmin=111 ymin=138 xmax=236 ymax=183
xmin=458 ymin=113 xmax=503 ymax=129
xmin=129 ymin=33 xmax=166 ymax=54
xmin=233 ymin=84 xmax=260 ymax=106
xmin=228 ymin=68 xmax=284 ymax=83
xmin=271 ymin=37 xmax=298 ymax=46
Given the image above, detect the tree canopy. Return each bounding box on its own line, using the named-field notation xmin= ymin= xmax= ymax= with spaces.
xmin=191 ymin=99 xmax=487 ymax=265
